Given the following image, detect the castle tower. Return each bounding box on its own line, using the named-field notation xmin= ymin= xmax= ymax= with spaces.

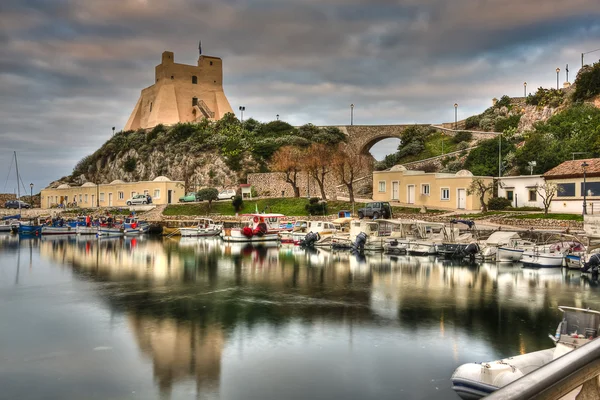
xmin=124 ymin=50 xmax=234 ymax=131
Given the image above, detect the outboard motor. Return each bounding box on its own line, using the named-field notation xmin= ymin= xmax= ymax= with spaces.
xmin=463 ymin=242 xmax=480 ymax=262
xmin=352 ymin=232 xmax=368 ymax=252
xmin=388 ymin=239 xmax=399 ymax=247
xmin=582 ymin=254 xmax=600 ymax=273
xmin=300 ymin=232 xmax=320 ymax=248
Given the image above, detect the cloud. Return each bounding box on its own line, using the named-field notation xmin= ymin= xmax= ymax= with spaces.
xmin=0 ymin=0 xmax=599 ymax=188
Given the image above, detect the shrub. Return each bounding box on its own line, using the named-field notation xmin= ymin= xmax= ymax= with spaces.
xmin=420 ymin=162 xmax=437 ymax=173
xmin=232 ymin=195 xmax=244 ymax=212
xmin=464 ymin=116 xmax=480 ymax=130
xmin=573 ymin=61 xmax=600 ymax=102
xmin=496 ymin=95 xmax=512 ymax=108
xmin=453 ymin=131 xmax=473 ymax=143
xmin=494 ymin=114 xmax=521 ymax=133
xmin=479 ymin=117 xmax=494 ymax=131
xmin=488 ymin=197 xmax=512 ymax=210
xmin=456 ymin=141 xmax=470 ymax=151
xmin=305 ymin=197 xmax=328 ymax=215
xmin=123 ymin=156 xmax=137 ymax=172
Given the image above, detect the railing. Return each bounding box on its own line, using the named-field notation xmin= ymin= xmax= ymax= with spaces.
xmin=485 ymin=338 xmax=600 ymax=399
xmin=194 ymin=100 xmax=215 ymax=119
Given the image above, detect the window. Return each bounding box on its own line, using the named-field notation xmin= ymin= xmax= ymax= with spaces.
xmin=192 ymin=97 xmax=198 ymax=107
xmin=209 ymin=61 xmax=213 ymax=66
xmin=131 ymin=192 xmax=137 ymax=198
xmin=154 ymin=189 xmax=161 ymax=199
xmin=150 ymin=102 xmax=153 ymax=112
xmin=118 ymin=191 xmax=124 ymax=200
xmin=421 ymin=184 xmax=430 ymax=195
xmin=79 ymin=194 xmax=82 ymax=203
xmin=171 ymin=75 xmax=174 ymax=79
xmin=528 ymin=190 xmax=537 ymax=202
xmin=506 ymin=190 xmax=514 ymax=201
xmin=557 ymin=183 xmax=576 ymax=197
xmin=581 ymin=182 xmax=600 ymax=197
xmin=192 ymin=76 xmax=197 ymax=84
xmin=65 ymin=196 xmax=68 ymax=202
xmin=84 ymin=194 xmax=88 ymax=203
xmin=99 ymin=193 xmax=105 ymax=202
xmin=91 ymin=195 xmax=95 ymax=205
xmin=378 ymin=181 xmax=386 ymax=193
xmin=441 ymin=188 xmax=450 ymax=200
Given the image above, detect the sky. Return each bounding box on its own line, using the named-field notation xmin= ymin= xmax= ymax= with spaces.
xmin=1 ymin=0 xmax=600 ymax=193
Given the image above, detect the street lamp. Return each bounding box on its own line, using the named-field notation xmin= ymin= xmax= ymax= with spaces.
xmin=276 ymin=114 xmax=279 ymax=121
xmin=29 ymin=183 xmax=34 ymax=207
xmin=524 ymin=82 xmax=527 ymax=97
xmin=239 ymin=106 xmax=245 ymax=123
xmin=350 ymin=104 xmax=354 ymax=126
xmin=556 ymin=68 xmax=560 ymax=90
xmin=112 ymin=126 xmax=115 ymax=136
xmin=454 ymin=103 xmax=458 ymax=130
xmin=582 ymin=161 xmax=589 ymax=216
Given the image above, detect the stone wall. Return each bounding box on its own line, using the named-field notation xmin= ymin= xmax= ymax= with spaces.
xmin=247 ymin=172 xmax=340 ymax=200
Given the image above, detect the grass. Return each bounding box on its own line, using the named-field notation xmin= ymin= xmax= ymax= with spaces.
xmin=449 ymin=211 xmax=509 ymax=219
xmin=163 ymin=197 xmax=444 ymax=217
xmin=512 ymin=213 xmax=583 ymax=221
xmin=397 ymin=132 xmax=460 ymax=164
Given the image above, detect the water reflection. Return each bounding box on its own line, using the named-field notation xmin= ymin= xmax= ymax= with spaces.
xmin=3 ymin=235 xmax=600 ymax=399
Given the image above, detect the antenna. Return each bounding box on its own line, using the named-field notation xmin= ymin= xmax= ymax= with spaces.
xmin=198 ymin=40 xmax=202 ymax=56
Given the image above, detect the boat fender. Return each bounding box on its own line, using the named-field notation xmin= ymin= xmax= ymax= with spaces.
xmin=242 ymin=226 xmax=254 ymax=238
xmin=253 ymin=216 xmax=259 ymax=223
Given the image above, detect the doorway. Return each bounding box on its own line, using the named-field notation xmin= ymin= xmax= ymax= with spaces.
xmin=108 ymin=192 xmax=113 ymax=207
xmin=407 ymin=185 xmax=415 ymax=204
xmin=457 ymin=189 xmax=466 ymax=209
xmin=392 ymin=182 xmax=399 ymax=201
xmin=168 ymin=190 xmax=172 ymax=204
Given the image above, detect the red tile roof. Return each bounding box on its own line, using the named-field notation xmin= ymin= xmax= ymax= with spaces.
xmin=543 ymin=158 xmax=600 ymax=179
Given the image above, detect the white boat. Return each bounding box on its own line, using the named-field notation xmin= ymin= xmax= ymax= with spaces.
xmin=451 ymin=306 xmax=600 ymax=399
xmin=0 ymin=214 xmax=20 ymax=233
xmin=41 ymin=225 xmax=77 ymax=235
xmin=477 ymin=231 xmax=520 ymax=261
xmin=520 ymin=241 xmax=585 ymax=268
xmin=221 ymin=213 xmax=284 ymax=243
xmin=406 ymin=222 xmax=448 ymax=256
xmin=281 ymin=220 xmax=338 ymax=245
xmin=76 ymin=226 xmax=98 ymax=235
xmin=98 ymin=226 xmax=125 ymax=237
xmin=179 ymin=218 xmax=222 ymax=237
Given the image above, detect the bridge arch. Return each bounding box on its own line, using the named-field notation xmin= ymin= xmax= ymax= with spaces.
xmin=338 ymin=125 xmax=433 ymax=156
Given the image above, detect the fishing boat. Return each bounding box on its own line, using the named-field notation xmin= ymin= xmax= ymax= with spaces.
xmin=332 ymin=219 xmax=405 ymax=251
xmin=281 ymin=220 xmax=338 ymax=245
xmin=98 ymin=225 xmax=125 ymax=237
xmin=179 ymin=218 xmax=222 ymax=237
xmin=451 ymin=306 xmax=600 ymax=399
xmin=436 ymin=220 xmax=477 ymax=258
xmin=76 ymin=225 xmax=98 ymax=235
xmin=476 ymin=231 xmax=520 ymax=261
xmin=221 ymin=213 xmax=285 ymax=243
xmin=406 ymin=221 xmax=448 ymax=256
xmin=41 ymin=225 xmax=77 ymax=235
xmin=520 ymin=240 xmax=585 ymax=268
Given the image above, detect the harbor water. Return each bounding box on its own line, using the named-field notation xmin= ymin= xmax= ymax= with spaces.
xmin=2 ymin=234 xmax=600 ymax=400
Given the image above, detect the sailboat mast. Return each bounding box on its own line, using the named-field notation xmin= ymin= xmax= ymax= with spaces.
xmin=14 ymin=151 xmax=21 ymax=211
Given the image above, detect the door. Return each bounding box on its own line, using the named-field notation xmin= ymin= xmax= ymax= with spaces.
xmin=168 ymin=190 xmax=173 ymax=204
xmin=407 ymin=185 xmax=415 ymax=204
xmin=457 ymin=189 xmax=466 ymax=209
xmin=108 ymin=192 xmax=113 ymax=207
xmin=392 ymin=182 xmax=399 ymax=200
xmin=91 ymin=195 xmax=95 ymax=207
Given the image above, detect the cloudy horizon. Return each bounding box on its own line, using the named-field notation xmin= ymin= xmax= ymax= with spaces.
xmin=1 ymin=0 xmax=600 ymax=192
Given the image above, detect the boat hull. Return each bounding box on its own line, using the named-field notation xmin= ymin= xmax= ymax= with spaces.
xmin=521 ymin=251 xmax=564 ymax=268
xmin=222 ymin=230 xmax=279 ymax=243
xmin=76 ymin=226 xmax=98 ymax=235
xmin=41 ymin=226 xmax=76 ymax=235
xmin=19 ymin=225 xmax=42 ymax=235
xmin=179 ymin=227 xmax=221 ymax=237
xmin=98 ymin=228 xmax=124 ymax=237
xmin=497 ymin=247 xmax=524 ymax=262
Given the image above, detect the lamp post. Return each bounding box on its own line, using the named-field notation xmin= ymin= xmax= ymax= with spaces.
xmin=112 ymin=126 xmax=115 ymax=136
xmin=556 ymin=68 xmax=560 ymax=90
xmin=582 ymin=161 xmax=589 ymax=216
xmin=498 ymin=132 xmax=502 ymax=177
xmin=276 ymin=114 xmax=279 ymax=121
xmin=239 ymin=106 xmax=245 ymax=123
xmin=29 ymin=183 xmax=33 ymax=207
xmin=524 ymin=82 xmax=527 ymax=97
xmin=454 ymin=103 xmax=458 ymax=130
xmin=350 ymin=104 xmax=354 ymax=126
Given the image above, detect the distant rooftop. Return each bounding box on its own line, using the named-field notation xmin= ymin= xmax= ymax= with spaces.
xmin=544 ymin=158 xmax=600 ymax=179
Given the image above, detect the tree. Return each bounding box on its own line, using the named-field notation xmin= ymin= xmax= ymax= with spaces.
xmin=535 ymin=182 xmax=559 ymax=215
xmin=197 ymin=188 xmax=219 ymax=212
xmin=467 ymin=178 xmax=494 ymax=212
xmin=271 ymin=146 xmax=304 ymax=197
xmin=305 ymin=143 xmax=332 ymax=200
xmin=232 ymin=195 xmax=244 ymax=212
xmin=464 ymin=138 xmax=514 ymax=177
xmin=332 ymin=145 xmax=372 ymax=204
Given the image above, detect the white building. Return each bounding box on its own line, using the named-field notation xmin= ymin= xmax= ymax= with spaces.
xmin=497 ymin=175 xmax=545 ymax=209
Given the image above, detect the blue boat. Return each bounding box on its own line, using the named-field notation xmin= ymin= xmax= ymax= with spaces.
xmin=19 ymin=223 xmax=43 ymax=236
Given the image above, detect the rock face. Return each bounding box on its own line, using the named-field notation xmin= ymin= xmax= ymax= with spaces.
xmin=70 ymin=149 xmax=240 ymax=191
xmin=518 ymin=105 xmax=560 ymax=132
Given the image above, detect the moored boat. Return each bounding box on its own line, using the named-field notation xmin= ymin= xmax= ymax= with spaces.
xmin=41 ymin=225 xmax=77 ymax=235
xmin=0 ymin=214 xmax=20 ymax=233
xmin=98 ymin=226 xmax=125 ymax=237
xmin=76 ymin=225 xmax=98 ymax=235
xmin=221 ymin=213 xmax=284 ymax=243
xmin=179 ymin=218 xmax=222 ymax=237
xmin=451 ymin=306 xmax=600 ymax=399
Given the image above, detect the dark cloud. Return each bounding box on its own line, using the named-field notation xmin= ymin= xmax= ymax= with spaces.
xmin=1 ymin=0 xmax=600 ymax=189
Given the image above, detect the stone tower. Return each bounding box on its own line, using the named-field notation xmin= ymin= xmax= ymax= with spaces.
xmin=124 ymin=50 xmax=234 ymax=131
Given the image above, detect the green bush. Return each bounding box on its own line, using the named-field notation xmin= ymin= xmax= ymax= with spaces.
xmin=488 ymin=197 xmax=512 ymax=210
xmin=456 ymin=141 xmax=470 ymax=151
xmin=494 ymin=114 xmax=521 ymax=133
xmin=305 ymin=197 xmax=328 ymax=215
xmin=452 ymin=131 xmax=473 ymax=143
xmin=123 ymin=156 xmax=137 ymax=172
xmin=526 ymin=87 xmax=565 ymax=107
xmin=573 ymin=61 xmax=600 ymax=102
xmin=232 ymin=195 xmax=244 ymax=212
xmin=464 ymin=116 xmax=480 ymax=130
xmin=496 ymin=95 xmax=512 ymax=108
